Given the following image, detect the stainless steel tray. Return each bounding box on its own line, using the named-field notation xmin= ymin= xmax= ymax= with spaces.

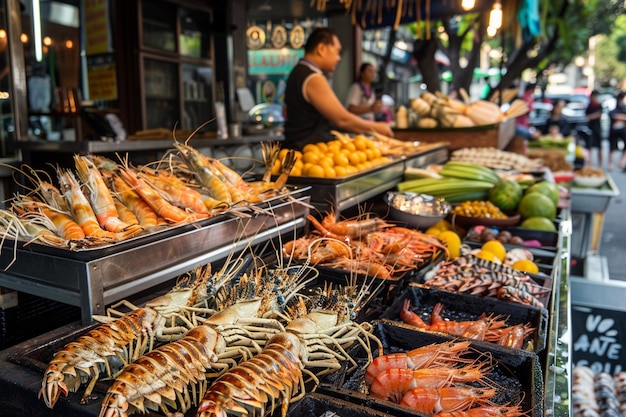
xmin=285 ymin=145 xmax=448 ymax=214
xmin=0 ymin=191 xmax=311 ymax=323
xmin=570 ymin=174 xmax=620 ymax=213
xmin=1 ymin=185 xmax=310 ymax=262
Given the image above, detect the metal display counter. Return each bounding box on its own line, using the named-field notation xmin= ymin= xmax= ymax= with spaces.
xmin=0 ymin=190 xmax=310 ymax=323
xmin=570 ymin=174 xmax=620 ymax=257
xmin=544 ymin=209 xmax=572 ymax=417
xmin=285 ymin=142 xmax=448 ymax=214
xmin=0 ymin=150 xmax=575 ymax=417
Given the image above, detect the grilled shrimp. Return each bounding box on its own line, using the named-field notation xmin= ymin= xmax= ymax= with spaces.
xmin=400 ymin=386 xmax=497 ymax=414
xmin=174 ymin=142 xmax=233 ymax=204
xmin=99 ymin=324 xmax=225 ymax=417
xmin=39 ymin=308 xmax=158 ymax=408
xmin=196 ymin=331 xmax=305 ymax=417
xmin=109 ymin=171 xmax=159 ymax=229
xmin=116 ymin=166 xmax=205 ymax=223
xmin=138 ymin=170 xmax=211 ymax=215
xmin=364 ymin=340 xmax=472 ymax=385
xmin=369 ymin=362 xmax=491 ymax=403
xmin=11 ymin=201 xmax=86 ymax=242
xmin=57 ymin=168 xmax=123 ymax=241
xmin=307 ymin=211 xmax=391 ymax=243
xmin=435 ymin=405 xmax=526 ymax=417
xmin=74 ymin=155 xmax=144 ymax=234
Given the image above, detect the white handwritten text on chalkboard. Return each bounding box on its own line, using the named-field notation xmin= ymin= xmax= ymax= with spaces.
xmin=573 ymin=308 xmax=623 ymax=374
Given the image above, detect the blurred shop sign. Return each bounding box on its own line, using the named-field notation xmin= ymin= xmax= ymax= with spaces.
xmin=84 ymin=0 xmax=112 ymax=55
xmin=87 ymin=54 xmax=117 ymax=101
xmin=572 ymin=304 xmax=625 ymax=374
xmin=247 ymin=49 xmax=304 ymax=76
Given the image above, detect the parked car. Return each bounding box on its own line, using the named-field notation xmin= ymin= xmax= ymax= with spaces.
xmin=531 ymin=93 xmax=610 ymax=139
xmin=528 ymin=101 xmax=553 ymax=130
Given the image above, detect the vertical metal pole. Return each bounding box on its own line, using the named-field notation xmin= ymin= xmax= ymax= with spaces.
xmin=6 ymin=0 xmax=27 ymax=144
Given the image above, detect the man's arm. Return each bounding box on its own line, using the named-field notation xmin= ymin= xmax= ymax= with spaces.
xmin=306 ymin=74 xmax=393 ymax=136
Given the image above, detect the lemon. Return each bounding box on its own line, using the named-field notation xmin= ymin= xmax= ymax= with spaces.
xmin=481 ymin=240 xmax=507 ymax=262
xmin=347 ymin=152 xmax=361 ymax=166
xmin=512 ymin=259 xmax=539 ymax=274
xmin=323 ymin=165 xmax=336 ymax=178
xmin=342 ymin=141 xmax=356 ymax=152
xmin=302 ymin=152 xmax=320 ymax=165
xmin=305 ymin=164 xmax=325 ymax=177
xmin=437 ymin=230 xmax=462 ymax=259
xmin=433 ymin=219 xmax=452 ymax=231
xmin=334 ymin=166 xmax=348 ymax=177
xmin=474 ymin=250 xmax=496 ymax=262
xmin=316 ymin=141 xmax=329 ymax=153
xmin=278 ymin=148 xmax=290 ymax=161
xmin=302 ymin=143 xmax=320 ymax=154
xmin=425 ymin=226 xmax=441 ymax=236
xmin=354 ymin=135 xmax=369 ymax=150
xmin=333 ymin=152 xmax=349 ymax=167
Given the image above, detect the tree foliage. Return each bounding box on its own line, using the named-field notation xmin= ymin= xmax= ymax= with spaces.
xmin=404 ymin=0 xmax=625 ymax=97
xmin=594 ymin=15 xmax=626 ymax=89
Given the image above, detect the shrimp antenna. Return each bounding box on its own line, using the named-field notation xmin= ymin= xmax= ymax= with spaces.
xmin=179 ymin=119 xmax=214 ymax=146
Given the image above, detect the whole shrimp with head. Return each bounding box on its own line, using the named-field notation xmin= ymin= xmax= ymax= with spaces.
xmin=73 ymin=155 xmax=144 ymax=235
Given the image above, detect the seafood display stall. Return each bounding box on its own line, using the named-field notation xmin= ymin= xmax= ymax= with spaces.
xmin=0 ymin=188 xmax=311 ymax=323
xmin=0 ymin=136 xmax=571 ymax=417
xmin=0 ymin=182 xmax=573 ymax=417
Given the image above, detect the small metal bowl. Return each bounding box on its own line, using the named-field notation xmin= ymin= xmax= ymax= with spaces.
xmin=385 ymin=191 xmax=451 ymax=230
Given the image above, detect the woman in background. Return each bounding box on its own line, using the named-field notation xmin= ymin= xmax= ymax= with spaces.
xmin=345 ymin=63 xmax=382 ymax=121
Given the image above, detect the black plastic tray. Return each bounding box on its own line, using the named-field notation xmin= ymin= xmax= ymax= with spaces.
xmin=461 ymin=240 xmax=556 ymax=275
xmin=417 ymin=254 xmax=553 ymax=309
xmin=463 ymin=225 xmax=559 ymax=251
xmin=381 ymin=284 xmax=548 ymax=352
xmin=293 ymin=266 xmax=401 ymax=324
xmin=309 ymin=246 xmax=445 ymax=287
xmin=318 ymin=321 xmax=543 ymax=417
xmin=286 ymin=393 xmax=420 ymax=417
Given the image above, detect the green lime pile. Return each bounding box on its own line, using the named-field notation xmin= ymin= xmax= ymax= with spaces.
xmin=517 ymin=181 xmax=560 ymax=232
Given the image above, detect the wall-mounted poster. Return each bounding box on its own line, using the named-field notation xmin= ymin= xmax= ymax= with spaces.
xmin=84 ymin=0 xmax=112 ymax=55
xmin=86 ymin=54 xmax=117 ymax=100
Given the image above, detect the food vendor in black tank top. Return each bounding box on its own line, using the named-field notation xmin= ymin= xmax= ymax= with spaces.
xmin=283 ymin=27 xmax=393 ymax=151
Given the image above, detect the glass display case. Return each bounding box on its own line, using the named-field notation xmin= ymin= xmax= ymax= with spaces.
xmin=139 ymin=0 xmax=214 ymax=131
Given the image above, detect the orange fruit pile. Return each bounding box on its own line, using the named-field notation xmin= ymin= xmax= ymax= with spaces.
xmin=271 ymin=149 xmax=304 ymax=176
xmin=275 ymin=135 xmax=390 ymax=178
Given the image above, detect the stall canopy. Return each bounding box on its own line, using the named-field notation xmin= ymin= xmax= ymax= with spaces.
xmin=352 ymin=0 xmax=497 ymax=29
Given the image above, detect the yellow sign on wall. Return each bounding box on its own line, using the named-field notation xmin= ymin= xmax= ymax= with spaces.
xmin=87 ymin=54 xmax=117 ymax=100
xmin=84 ymin=0 xmax=111 ymax=55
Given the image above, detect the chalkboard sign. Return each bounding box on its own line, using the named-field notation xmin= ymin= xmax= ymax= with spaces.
xmin=572 ymin=304 xmax=625 ymax=374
